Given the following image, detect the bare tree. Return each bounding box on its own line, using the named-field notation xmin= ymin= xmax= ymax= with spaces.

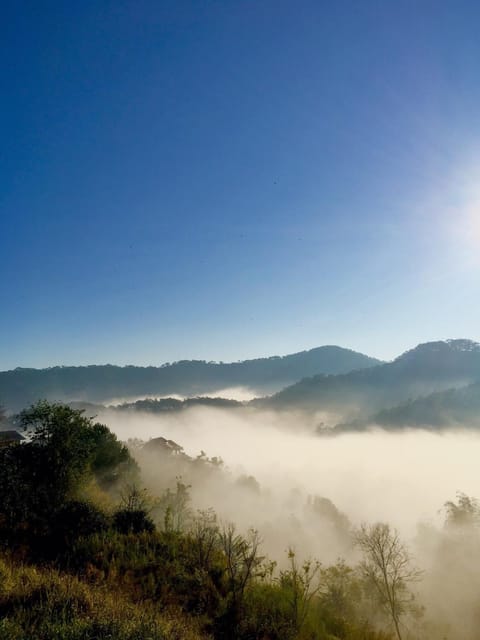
xmin=217 ymin=524 xmax=263 ymax=637
xmin=190 ymin=508 xmax=220 ymax=571
xmin=220 ymin=524 xmax=263 ymax=608
xmin=355 ymin=522 xmax=423 ymax=640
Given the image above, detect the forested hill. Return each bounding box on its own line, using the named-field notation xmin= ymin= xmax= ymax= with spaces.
xmin=362 ymin=381 xmax=480 ymax=430
xmin=262 ymin=340 xmax=480 ymax=419
xmin=0 ymin=346 xmax=381 ymax=412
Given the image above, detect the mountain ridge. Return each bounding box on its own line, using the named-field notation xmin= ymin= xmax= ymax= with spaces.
xmin=0 ymin=345 xmax=381 ymax=412
xmin=261 ymin=339 xmax=480 ymax=419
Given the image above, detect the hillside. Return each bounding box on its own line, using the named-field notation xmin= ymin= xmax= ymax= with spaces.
xmin=0 ymin=346 xmax=381 ymax=412
xmin=263 ymin=340 xmax=480 ymax=420
xmin=362 ymin=381 xmax=480 ymax=430
xmin=0 ymin=400 xmax=414 ymax=640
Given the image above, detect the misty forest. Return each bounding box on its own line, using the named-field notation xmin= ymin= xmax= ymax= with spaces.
xmin=1 ymin=340 xmax=480 ymax=639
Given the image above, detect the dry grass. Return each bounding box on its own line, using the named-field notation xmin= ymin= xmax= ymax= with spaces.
xmin=0 ymin=556 xmax=209 ymax=640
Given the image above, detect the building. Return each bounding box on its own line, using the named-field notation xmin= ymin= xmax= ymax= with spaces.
xmin=0 ymin=430 xmax=25 ymax=447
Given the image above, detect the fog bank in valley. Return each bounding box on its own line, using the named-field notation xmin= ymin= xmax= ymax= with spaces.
xmin=96 ymin=406 xmax=480 ymax=637
xmin=104 ymin=386 xmax=260 ymax=407
xmin=100 ymin=406 xmax=480 ymax=539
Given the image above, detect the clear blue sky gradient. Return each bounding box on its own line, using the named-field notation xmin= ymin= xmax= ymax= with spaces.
xmin=2 ymin=1 xmax=480 ymax=368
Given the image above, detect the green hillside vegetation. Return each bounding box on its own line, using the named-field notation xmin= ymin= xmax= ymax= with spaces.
xmin=0 ymin=401 xmax=437 ymax=640
xmin=0 ymin=346 xmax=382 ymax=412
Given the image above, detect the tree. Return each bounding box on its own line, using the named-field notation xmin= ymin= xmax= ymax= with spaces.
xmin=19 ymin=402 xmax=101 ymax=504
xmin=113 ymin=485 xmax=155 ymax=534
xmin=444 ymin=492 xmax=480 ymax=530
xmin=158 ymin=479 xmax=192 ymax=532
xmin=279 ymin=548 xmax=321 ymax=635
xmin=19 ymin=401 xmax=135 ymax=494
xmin=88 ymin=422 xmax=138 ymax=489
xmin=221 ymin=525 xmax=262 ymax=606
xmin=217 ymin=524 xmax=263 ymax=638
xmin=317 ymin=559 xmax=364 ymax=638
xmin=190 ymin=508 xmax=221 ymax=572
xmin=0 ymin=401 xmax=135 ymax=552
xmin=355 ymin=523 xmax=422 ymax=640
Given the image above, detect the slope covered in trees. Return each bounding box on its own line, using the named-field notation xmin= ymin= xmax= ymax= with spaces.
xmin=0 ymin=346 xmax=381 ymax=412
xmin=263 ymin=340 xmax=480 ymax=420
xmin=353 ymin=381 xmax=480 ymax=431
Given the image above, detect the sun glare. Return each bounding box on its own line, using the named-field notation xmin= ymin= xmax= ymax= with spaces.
xmin=436 ymin=159 xmax=480 ymax=268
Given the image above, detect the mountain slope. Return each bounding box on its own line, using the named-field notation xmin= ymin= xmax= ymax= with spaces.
xmin=363 ymin=381 xmax=480 ymax=430
xmin=263 ymin=340 xmax=480 ymax=420
xmin=0 ymin=345 xmax=381 ymax=412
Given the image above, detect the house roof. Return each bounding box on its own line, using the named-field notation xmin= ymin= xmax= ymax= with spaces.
xmin=144 ymin=436 xmax=183 ymax=453
xmin=0 ymin=430 xmax=25 ymax=442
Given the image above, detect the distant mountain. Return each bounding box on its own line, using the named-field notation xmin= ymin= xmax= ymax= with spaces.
xmin=0 ymin=346 xmax=381 ymax=412
xmin=263 ymin=340 xmax=480 ymax=420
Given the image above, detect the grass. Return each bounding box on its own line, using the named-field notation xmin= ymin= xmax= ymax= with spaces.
xmin=0 ymin=556 xmax=208 ymax=640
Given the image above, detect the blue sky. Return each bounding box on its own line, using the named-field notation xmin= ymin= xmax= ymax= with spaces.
xmin=2 ymin=1 xmax=480 ymax=368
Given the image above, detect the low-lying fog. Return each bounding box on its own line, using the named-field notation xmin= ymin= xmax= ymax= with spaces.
xmin=96 ymin=405 xmax=480 ymax=635
xmin=104 ymin=386 xmax=263 ymax=406
xmin=99 ymin=406 xmax=479 ymax=539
